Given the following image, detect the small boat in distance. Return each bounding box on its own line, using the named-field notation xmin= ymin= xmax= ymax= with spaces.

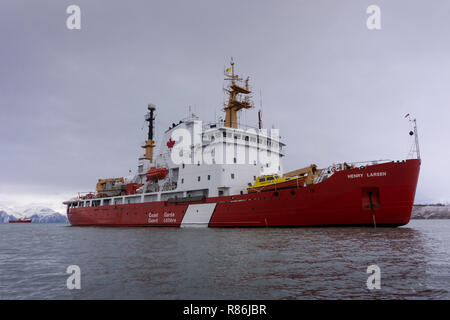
xmin=9 ymin=217 xmax=32 ymax=223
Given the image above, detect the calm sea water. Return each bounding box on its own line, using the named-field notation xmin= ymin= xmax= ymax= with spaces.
xmin=0 ymin=220 xmax=449 ymax=300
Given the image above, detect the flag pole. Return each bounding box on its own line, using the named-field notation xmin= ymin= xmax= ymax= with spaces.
xmin=413 ymin=118 xmax=421 ymax=159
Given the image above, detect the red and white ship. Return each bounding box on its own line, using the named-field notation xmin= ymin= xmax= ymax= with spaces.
xmin=9 ymin=217 xmax=32 ymax=223
xmin=65 ymin=61 xmax=421 ymax=227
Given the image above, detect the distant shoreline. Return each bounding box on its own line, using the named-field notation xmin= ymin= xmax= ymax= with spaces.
xmin=412 ymin=204 xmax=450 ymax=219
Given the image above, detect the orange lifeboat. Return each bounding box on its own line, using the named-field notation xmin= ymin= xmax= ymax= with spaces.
xmin=146 ymin=167 xmax=168 ymax=181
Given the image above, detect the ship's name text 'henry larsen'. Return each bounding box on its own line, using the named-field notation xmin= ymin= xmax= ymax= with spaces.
xmin=347 ymin=172 xmax=387 ymax=179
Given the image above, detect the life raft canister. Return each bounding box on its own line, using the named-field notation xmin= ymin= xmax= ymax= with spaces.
xmin=146 ymin=167 xmax=168 ymax=181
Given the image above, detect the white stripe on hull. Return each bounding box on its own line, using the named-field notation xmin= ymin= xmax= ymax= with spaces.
xmin=180 ymin=203 xmax=217 ymax=227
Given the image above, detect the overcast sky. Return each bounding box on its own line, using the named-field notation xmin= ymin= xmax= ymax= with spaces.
xmin=1 ymin=0 xmax=449 ymax=212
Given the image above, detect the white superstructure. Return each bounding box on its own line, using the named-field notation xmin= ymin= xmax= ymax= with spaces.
xmin=134 ymin=114 xmax=285 ymax=199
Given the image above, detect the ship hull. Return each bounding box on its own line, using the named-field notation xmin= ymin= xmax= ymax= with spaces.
xmin=68 ymin=159 xmax=420 ymax=227
xmin=9 ymin=220 xmax=32 ymax=223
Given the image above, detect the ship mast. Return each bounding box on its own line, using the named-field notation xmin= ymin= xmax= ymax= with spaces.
xmin=406 ymin=114 xmax=421 ymax=160
xmin=142 ymin=104 xmax=156 ymax=162
xmin=223 ymin=59 xmax=254 ymax=128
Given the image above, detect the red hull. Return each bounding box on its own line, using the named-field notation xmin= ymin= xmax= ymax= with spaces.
xmin=68 ymin=159 xmax=420 ymax=227
xmin=9 ymin=220 xmax=32 ymax=223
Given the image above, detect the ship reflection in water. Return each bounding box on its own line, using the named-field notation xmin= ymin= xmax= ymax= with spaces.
xmin=0 ymin=220 xmax=449 ymax=299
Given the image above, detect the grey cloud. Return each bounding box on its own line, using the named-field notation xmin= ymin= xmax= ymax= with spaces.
xmin=0 ymin=0 xmax=449 ymax=205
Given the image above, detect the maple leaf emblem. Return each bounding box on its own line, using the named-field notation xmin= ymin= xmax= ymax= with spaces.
xmin=166 ymin=138 xmax=175 ymax=149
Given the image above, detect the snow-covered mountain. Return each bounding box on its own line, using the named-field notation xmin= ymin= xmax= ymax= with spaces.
xmin=24 ymin=207 xmax=68 ymax=223
xmin=0 ymin=210 xmax=16 ymax=223
xmin=0 ymin=205 xmax=68 ymax=223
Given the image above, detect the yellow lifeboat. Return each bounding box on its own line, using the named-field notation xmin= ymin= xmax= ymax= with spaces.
xmin=247 ymin=174 xmax=305 ymax=193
